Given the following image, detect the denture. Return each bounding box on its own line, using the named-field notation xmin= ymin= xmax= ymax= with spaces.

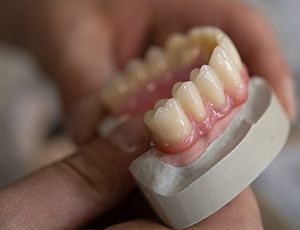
xmin=99 ymin=27 xmax=289 ymax=229
xmin=100 ymin=26 xmax=249 ymax=166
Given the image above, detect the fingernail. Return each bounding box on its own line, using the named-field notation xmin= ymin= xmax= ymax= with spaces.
xmin=108 ymin=115 xmax=150 ymax=155
xmin=67 ymin=95 xmax=102 ymax=143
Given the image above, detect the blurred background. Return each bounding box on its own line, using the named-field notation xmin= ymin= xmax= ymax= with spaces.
xmin=0 ymin=0 xmax=299 ymax=229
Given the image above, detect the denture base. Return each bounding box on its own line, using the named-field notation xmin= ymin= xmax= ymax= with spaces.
xmin=129 ymin=77 xmax=290 ymax=230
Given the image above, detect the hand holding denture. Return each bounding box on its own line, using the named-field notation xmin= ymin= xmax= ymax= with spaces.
xmin=0 ymin=0 xmax=295 ymax=229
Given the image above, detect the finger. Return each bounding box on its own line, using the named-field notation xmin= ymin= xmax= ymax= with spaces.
xmin=105 ymin=187 xmax=262 ymax=230
xmin=105 ymin=219 xmax=168 ymax=230
xmin=189 ymin=187 xmax=263 ymax=230
xmin=23 ymin=0 xmax=115 ymax=142
xmin=224 ymin=3 xmax=296 ymax=121
xmin=0 ymin=115 xmax=150 ymax=229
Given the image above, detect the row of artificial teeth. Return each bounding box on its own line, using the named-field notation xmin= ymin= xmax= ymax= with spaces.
xmin=144 ymin=39 xmax=244 ymax=144
xmin=101 ymin=27 xmax=242 ymax=108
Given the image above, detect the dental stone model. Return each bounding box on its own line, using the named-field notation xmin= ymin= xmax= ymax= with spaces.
xmin=99 ymin=27 xmax=290 ymax=229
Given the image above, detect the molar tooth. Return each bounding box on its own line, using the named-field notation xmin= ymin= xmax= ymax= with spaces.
xmin=154 ymin=99 xmax=168 ymax=109
xmin=209 ymin=47 xmax=242 ymax=92
xmin=218 ymin=36 xmax=242 ymax=69
xmin=144 ymin=98 xmax=192 ymax=143
xmin=180 ymin=46 xmax=201 ymax=66
xmin=165 ymin=33 xmax=187 ymax=54
xmin=191 ymin=65 xmax=226 ymax=107
xmin=126 ymin=58 xmax=147 ymax=82
xmin=125 ymin=58 xmax=147 ymax=92
xmin=145 ymin=46 xmax=168 ymax=77
xmin=172 ymin=81 xmax=206 ymax=120
xmin=165 ymin=33 xmax=188 ymax=67
xmin=101 ymin=73 xmax=129 ymax=107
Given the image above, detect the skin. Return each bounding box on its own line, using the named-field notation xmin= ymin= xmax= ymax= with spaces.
xmin=0 ymin=0 xmax=295 ymax=229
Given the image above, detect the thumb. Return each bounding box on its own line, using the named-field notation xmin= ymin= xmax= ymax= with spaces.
xmin=0 ymin=115 xmax=150 ymax=230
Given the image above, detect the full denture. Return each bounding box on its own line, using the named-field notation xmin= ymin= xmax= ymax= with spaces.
xmin=100 ymin=26 xmax=250 ymax=166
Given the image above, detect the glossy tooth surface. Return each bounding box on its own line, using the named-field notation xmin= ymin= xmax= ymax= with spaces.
xmin=191 ymin=65 xmax=226 ymax=107
xmin=209 ymin=47 xmax=242 ymax=91
xmin=144 ymin=98 xmax=192 ymax=143
xmin=145 ymin=46 xmax=168 ymax=77
xmin=218 ymin=36 xmax=242 ymax=69
xmin=172 ymin=81 xmax=206 ymax=120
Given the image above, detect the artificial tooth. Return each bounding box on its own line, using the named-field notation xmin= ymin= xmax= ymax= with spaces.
xmin=165 ymin=33 xmax=188 ymax=67
xmin=180 ymin=45 xmax=201 ymax=66
xmin=125 ymin=59 xmax=147 ymax=92
xmin=101 ymin=74 xmax=129 ymax=107
xmin=126 ymin=58 xmax=147 ymax=82
xmin=218 ymin=36 xmax=242 ymax=69
xmin=209 ymin=47 xmax=242 ymax=91
xmin=188 ymin=27 xmax=221 ymax=58
xmin=190 ymin=68 xmax=201 ymax=80
xmin=145 ymin=46 xmax=168 ymax=77
xmin=191 ymin=65 xmax=226 ymax=107
xmin=144 ymin=98 xmax=192 ymax=143
xmin=166 ymin=33 xmax=187 ymax=54
xmin=172 ymin=81 xmax=206 ymax=120
xmin=154 ymin=99 xmax=168 ymax=109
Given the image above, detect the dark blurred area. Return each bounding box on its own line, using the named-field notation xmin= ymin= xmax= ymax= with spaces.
xmin=0 ymin=0 xmax=299 ymax=229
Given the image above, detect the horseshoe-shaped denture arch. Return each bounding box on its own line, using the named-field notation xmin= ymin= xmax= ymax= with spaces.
xmin=100 ymin=27 xmax=249 ymax=165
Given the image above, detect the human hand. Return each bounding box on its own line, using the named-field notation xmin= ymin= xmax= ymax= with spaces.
xmin=15 ymin=0 xmax=295 ymax=144
xmin=0 ymin=0 xmax=294 ymax=229
xmin=0 ymin=116 xmax=262 ymax=229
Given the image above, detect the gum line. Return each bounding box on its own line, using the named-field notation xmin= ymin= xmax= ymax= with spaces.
xmin=111 ymin=61 xmax=204 ymax=115
xmin=152 ymin=67 xmax=249 ymax=155
xmin=153 ymin=105 xmax=243 ymax=166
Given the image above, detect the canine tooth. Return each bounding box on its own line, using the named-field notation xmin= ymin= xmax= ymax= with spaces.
xmin=172 ymin=81 xmax=206 ymax=120
xmin=144 ymin=98 xmax=192 ymax=143
xmin=218 ymin=36 xmax=242 ymax=69
xmin=145 ymin=46 xmax=168 ymax=76
xmin=191 ymin=65 xmax=226 ymax=107
xmin=209 ymin=47 xmax=242 ymax=91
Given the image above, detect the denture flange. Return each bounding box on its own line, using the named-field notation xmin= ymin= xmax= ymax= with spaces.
xmin=130 ymin=77 xmax=290 ymax=230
